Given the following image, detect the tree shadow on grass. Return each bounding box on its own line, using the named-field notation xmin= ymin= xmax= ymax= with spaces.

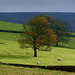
xmin=0 ymin=42 xmax=6 ymax=45
xmin=0 ymin=54 xmax=32 ymax=59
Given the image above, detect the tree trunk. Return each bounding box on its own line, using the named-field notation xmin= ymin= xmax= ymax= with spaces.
xmin=34 ymin=45 xmax=37 ymax=57
xmin=33 ymin=36 xmax=37 ymax=57
xmin=56 ymin=41 xmax=58 ymax=46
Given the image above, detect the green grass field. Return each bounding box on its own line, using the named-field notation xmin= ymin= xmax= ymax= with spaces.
xmin=71 ymin=32 xmax=75 ymax=36
xmin=0 ymin=21 xmax=75 ymax=74
xmin=0 ymin=32 xmax=75 ymax=65
xmin=59 ymin=37 xmax=75 ymax=49
xmin=0 ymin=64 xmax=75 ymax=75
xmin=0 ymin=21 xmax=23 ymax=31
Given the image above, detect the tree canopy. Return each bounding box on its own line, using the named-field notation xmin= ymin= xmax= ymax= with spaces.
xmin=19 ymin=16 xmax=57 ymax=57
xmin=42 ymin=15 xmax=70 ymax=46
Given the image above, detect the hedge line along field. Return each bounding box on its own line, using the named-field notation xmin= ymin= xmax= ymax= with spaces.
xmin=0 ymin=32 xmax=75 ymax=66
xmin=0 ymin=65 xmax=75 ymax=75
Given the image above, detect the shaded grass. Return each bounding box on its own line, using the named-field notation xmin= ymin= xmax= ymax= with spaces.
xmin=0 ymin=64 xmax=75 ymax=75
xmin=71 ymin=32 xmax=75 ymax=36
xmin=59 ymin=37 xmax=75 ymax=49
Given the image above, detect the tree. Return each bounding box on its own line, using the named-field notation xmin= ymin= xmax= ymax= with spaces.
xmin=19 ymin=16 xmax=57 ymax=57
xmin=42 ymin=15 xmax=70 ymax=46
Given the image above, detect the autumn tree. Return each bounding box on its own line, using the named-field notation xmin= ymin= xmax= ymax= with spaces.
xmin=19 ymin=16 xmax=57 ymax=57
xmin=42 ymin=15 xmax=70 ymax=46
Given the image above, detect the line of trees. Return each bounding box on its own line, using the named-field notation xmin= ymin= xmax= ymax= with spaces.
xmin=18 ymin=15 xmax=70 ymax=57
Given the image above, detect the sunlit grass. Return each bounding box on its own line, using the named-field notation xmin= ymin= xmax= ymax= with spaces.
xmin=0 ymin=21 xmax=23 ymax=31
xmin=0 ymin=31 xmax=75 ymax=66
xmin=0 ymin=19 xmax=75 ymax=75
xmin=0 ymin=32 xmax=22 ymax=41
xmin=0 ymin=21 xmax=75 ymax=65
xmin=0 ymin=38 xmax=75 ymax=66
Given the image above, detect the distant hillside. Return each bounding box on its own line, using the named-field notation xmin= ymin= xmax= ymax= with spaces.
xmin=0 ymin=21 xmax=23 ymax=31
xmin=0 ymin=12 xmax=75 ymax=32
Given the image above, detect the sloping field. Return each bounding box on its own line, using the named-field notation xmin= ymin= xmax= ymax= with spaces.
xmin=0 ymin=21 xmax=75 ymax=66
xmin=59 ymin=37 xmax=75 ymax=49
xmin=0 ymin=36 xmax=75 ymax=66
xmin=0 ymin=21 xmax=23 ymax=31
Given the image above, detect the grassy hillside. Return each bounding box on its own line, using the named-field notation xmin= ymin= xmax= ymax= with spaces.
xmin=71 ymin=32 xmax=75 ymax=36
xmin=0 ymin=21 xmax=23 ymax=31
xmin=0 ymin=36 xmax=75 ymax=66
xmin=0 ymin=31 xmax=75 ymax=49
xmin=0 ymin=12 xmax=75 ymax=31
xmin=0 ymin=21 xmax=75 ymax=66
xmin=59 ymin=37 xmax=75 ymax=49
xmin=0 ymin=65 xmax=75 ymax=75
xmin=0 ymin=32 xmax=21 ymax=41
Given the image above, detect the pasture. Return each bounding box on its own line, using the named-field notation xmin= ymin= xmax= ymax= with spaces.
xmin=59 ymin=37 xmax=75 ymax=49
xmin=0 ymin=32 xmax=75 ymax=66
xmin=0 ymin=21 xmax=23 ymax=31
xmin=0 ymin=64 xmax=75 ymax=75
xmin=0 ymin=21 xmax=75 ymax=74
